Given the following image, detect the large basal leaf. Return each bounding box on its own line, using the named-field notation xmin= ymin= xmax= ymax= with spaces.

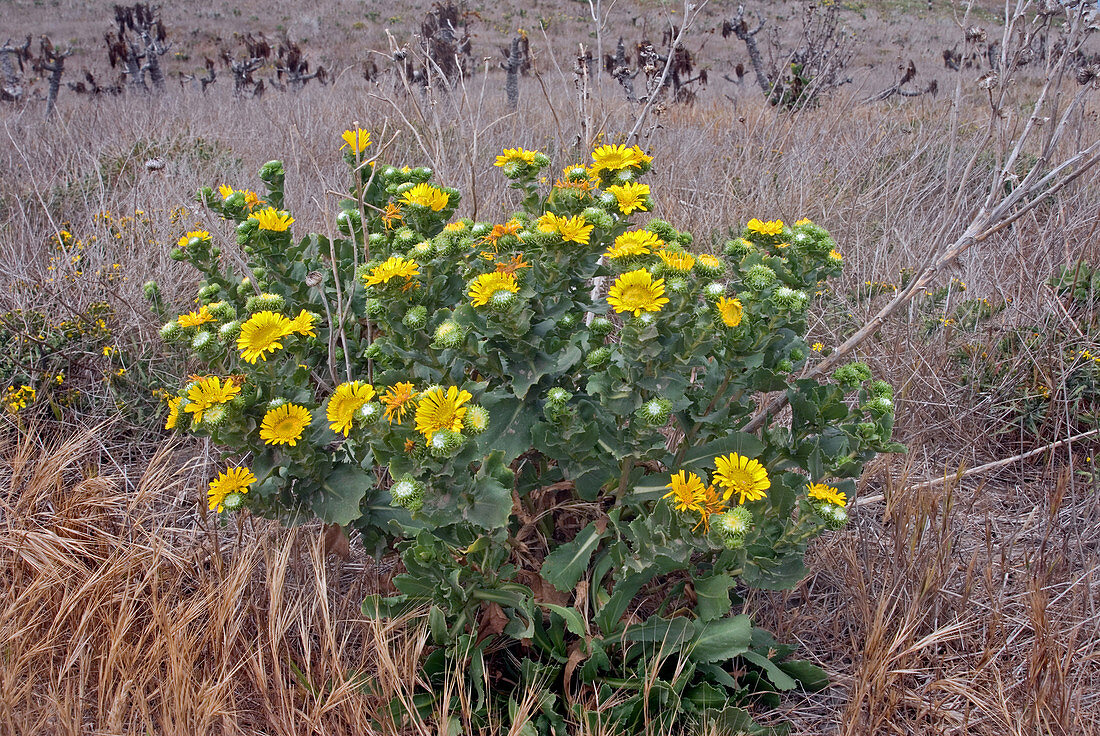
xmin=741 ymin=650 xmax=798 ymax=691
xmin=510 ymin=346 xmax=581 ymax=399
xmin=689 ymin=615 xmax=752 ymax=663
xmin=477 ymin=392 xmax=535 ymax=465
xmin=704 ymin=705 xmax=789 ymax=736
xmin=540 ymin=521 xmax=607 ymax=593
xmin=778 ymin=660 xmax=829 ymax=691
xmin=465 ymin=450 xmax=514 ymax=530
xmin=741 ymin=552 xmax=807 ymax=591
xmin=312 ymin=464 xmax=374 ymax=525
xmin=624 ymin=616 xmax=695 ymax=652
xmin=693 ymin=574 xmax=735 ymax=622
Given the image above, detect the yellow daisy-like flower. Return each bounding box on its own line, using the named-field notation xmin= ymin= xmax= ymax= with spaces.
xmin=537 ymin=212 xmax=594 ymax=245
xmin=808 ymin=482 xmax=847 ymax=507
xmin=165 ymin=395 xmax=182 ymax=430
xmin=662 ymin=470 xmax=707 ymax=514
xmin=494 ymin=148 xmax=538 ymax=167
xmin=249 ymin=207 xmax=295 ymax=232
xmin=716 ymin=297 xmax=743 ymax=328
xmin=469 ymin=271 xmax=520 ymax=307
xmin=178 ymin=305 xmax=215 ymax=328
xmin=400 ymin=183 xmax=450 ymax=212
xmin=604 ymin=230 xmax=663 ymax=259
xmin=183 ymin=376 xmax=241 ymax=424
xmin=177 ymin=230 xmax=211 ymax=248
xmin=237 ymin=311 xmax=293 ymax=364
xmin=607 ymin=268 xmax=670 ymax=317
xmin=812 ymin=342 xmax=824 ymax=352
xmin=745 ymin=218 xmax=785 ymax=237
xmin=327 ymin=381 xmax=376 ymax=437
xmin=657 ymin=249 xmax=695 ymax=272
xmin=341 ymin=127 xmax=372 ymax=154
xmin=287 ymin=309 xmax=318 ymax=337
xmin=414 ymin=385 xmax=472 ymax=442
xmin=218 ymin=184 xmax=235 ymax=199
xmin=590 ymin=144 xmax=651 ymax=174
xmin=259 ymin=403 xmax=311 ymax=446
xmin=208 ymin=466 xmax=257 ymax=512
xmin=828 ymin=249 xmax=843 ymax=262
xmin=795 ymin=218 xmax=813 ymax=226
xmin=243 ymin=190 xmax=264 ymax=210
xmin=713 ymin=453 xmax=770 ymax=505
xmin=363 ymin=256 xmax=420 ymax=289
xmin=380 ymin=382 xmax=418 ymax=424
xmin=444 ymin=221 xmax=467 ymax=233
xmin=606 ymin=182 xmax=651 ymax=215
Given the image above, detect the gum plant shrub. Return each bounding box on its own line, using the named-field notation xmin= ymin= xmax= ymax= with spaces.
xmin=152 ymin=134 xmax=902 ymax=733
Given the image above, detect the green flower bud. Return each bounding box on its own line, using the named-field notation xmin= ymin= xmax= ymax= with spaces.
xmin=402 ymin=305 xmax=428 ymax=329
xmin=589 ymin=316 xmax=614 ymax=336
xmin=336 ymin=208 xmax=362 ymax=234
xmin=222 ymin=492 xmax=245 ymax=511
xmin=817 ymin=502 xmax=849 ymax=531
xmin=197 ymin=186 xmax=215 ymax=205
xmin=206 ymin=301 xmax=233 ymax=321
xmin=197 ymin=284 xmax=220 ymax=301
xmin=582 ymin=207 xmax=614 ymax=229
xmin=645 ymin=218 xmax=676 ymax=240
xmin=218 ymin=320 xmax=241 ymax=342
xmin=772 ymin=286 xmax=808 ymax=311
xmin=191 ymin=331 xmax=213 ymax=352
xmin=470 ymin=222 xmax=492 ymax=238
xmin=864 ymin=396 xmax=894 ymax=416
xmin=666 ymin=276 xmax=689 ymax=295
xmin=833 ymin=361 xmax=872 ymax=388
xmin=428 ymin=428 xmax=465 ymax=458
xmin=390 ymin=475 xmax=425 ymax=512
xmin=432 ymin=320 xmax=465 ymax=349
xmin=546 ymin=387 xmax=572 ymax=406
xmin=364 ymin=341 xmax=385 ymax=361
xmin=585 ymin=346 xmax=612 ymax=369
xmin=368 ymin=232 xmax=385 ymax=249
xmin=714 ymin=506 xmax=753 ymax=549
xmin=394 ymin=226 xmax=417 ymax=245
xmin=743 ymin=263 xmax=777 ymax=290
xmin=160 ymin=320 xmax=182 ymax=341
xmin=636 ymin=397 xmax=672 ymax=426
xmin=723 ymin=238 xmax=754 ymax=259
xmin=224 ymin=191 xmax=246 ymax=211
xmin=258 ymin=160 xmax=285 ymax=185
xmin=169 ymin=247 xmax=186 ymax=261
xmin=143 ymin=280 xmax=162 ymax=302
xmin=613 ymin=168 xmax=636 ymax=185
xmin=359 ymin=401 xmax=383 ymax=424
xmin=790 ymin=348 xmax=806 ymax=362
xmin=532 ymin=152 xmax=551 ymax=168
xmin=777 ymin=359 xmax=793 ymax=373
xmin=869 ymin=380 xmax=894 ymax=400
xmin=246 ymin=293 xmax=285 ymax=313
xmin=201 ymin=402 xmax=229 ymax=428
xmin=267 ymin=397 xmax=288 ymax=411
xmin=464 ymin=405 xmax=489 ymax=435
xmin=634 ymin=311 xmax=658 ymax=329
xmin=412 ymin=166 xmax=433 ymax=182
xmin=364 ymin=298 xmax=385 ymax=319
xmin=488 ymin=289 xmax=519 ymax=314
xmin=557 ymin=313 xmax=579 ymax=331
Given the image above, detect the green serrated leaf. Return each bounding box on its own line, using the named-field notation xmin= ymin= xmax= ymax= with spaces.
xmin=541 ymin=521 xmax=606 ymax=593
xmin=693 ymin=575 xmax=735 ymax=622
xmin=689 ymin=615 xmax=752 ymax=663
xmin=312 ymin=464 xmax=373 ymax=525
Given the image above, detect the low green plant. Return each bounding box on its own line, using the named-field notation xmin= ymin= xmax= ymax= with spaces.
xmin=152 ymin=134 xmax=902 ymax=734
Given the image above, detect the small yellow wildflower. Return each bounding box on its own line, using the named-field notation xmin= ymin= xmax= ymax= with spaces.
xmin=341 ymin=127 xmax=372 ymax=154
xmin=249 ymin=207 xmax=295 ymax=232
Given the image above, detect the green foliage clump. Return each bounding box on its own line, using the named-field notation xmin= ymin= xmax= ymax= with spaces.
xmin=152 ymin=135 xmax=901 ymax=734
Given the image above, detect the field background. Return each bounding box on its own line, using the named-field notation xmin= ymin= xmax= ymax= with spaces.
xmin=3 ymin=0 xmax=1100 ymax=733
